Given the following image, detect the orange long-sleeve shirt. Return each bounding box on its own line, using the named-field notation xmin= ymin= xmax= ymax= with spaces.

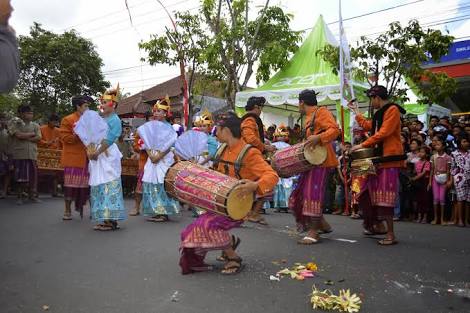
xmin=59 ymin=112 xmax=87 ymax=169
xmin=215 ymin=139 xmax=278 ymax=196
xmin=305 ymin=106 xmax=340 ymax=168
xmin=241 ymin=116 xmax=265 ymax=153
xmin=355 ymin=105 xmax=405 ymax=168
xmin=133 ymin=133 xmax=148 ymax=171
xmin=39 ymin=125 xmax=62 ymax=149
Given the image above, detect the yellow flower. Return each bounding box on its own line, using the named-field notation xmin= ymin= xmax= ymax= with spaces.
xmin=333 ymin=289 xmax=362 ymax=313
xmin=306 ymin=262 xmax=318 ymax=272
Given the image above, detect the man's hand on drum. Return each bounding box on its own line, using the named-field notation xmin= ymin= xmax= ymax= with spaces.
xmin=307 ymin=134 xmax=321 ymax=146
xmin=237 ymin=179 xmax=258 ymax=198
xmin=351 ymin=144 xmax=363 ymax=152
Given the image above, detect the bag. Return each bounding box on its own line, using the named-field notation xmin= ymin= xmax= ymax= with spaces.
xmin=435 ymin=173 xmax=448 ymax=185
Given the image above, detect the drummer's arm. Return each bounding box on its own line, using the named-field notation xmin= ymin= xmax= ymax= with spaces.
xmin=360 ymin=106 xmax=399 ymax=148
xmin=355 ymin=113 xmax=372 ymax=131
xmin=243 ymin=150 xmax=279 ymax=195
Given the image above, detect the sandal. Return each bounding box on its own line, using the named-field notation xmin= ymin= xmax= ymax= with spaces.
xmin=221 ymin=257 xmax=244 ymax=275
xmin=247 ymin=216 xmax=268 ymax=225
xmin=62 ymin=215 xmax=72 ymax=221
xmin=147 ymin=215 xmax=169 ymax=223
xmin=378 ymin=238 xmax=397 ymax=246
xmin=297 ymin=236 xmax=319 ymax=245
xmin=93 ymin=224 xmax=113 ymax=231
xmin=217 ymin=236 xmax=241 ymax=262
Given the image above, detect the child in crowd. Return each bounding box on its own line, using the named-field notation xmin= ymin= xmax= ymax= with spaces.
xmin=429 ymin=136 xmax=452 ymax=225
xmin=333 ymin=142 xmax=351 ymax=216
xmin=450 ymin=135 xmax=469 ymax=227
xmin=412 ymin=146 xmax=431 ymax=223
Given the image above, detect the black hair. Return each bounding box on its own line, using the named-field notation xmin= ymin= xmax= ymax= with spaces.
xmin=72 ymin=95 xmax=94 ymax=108
xmin=430 ymin=115 xmax=439 ymax=120
xmin=48 ymin=114 xmax=60 ymax=122
xmin=216 ymin=112 xmax=242 ymax=138
xmin=419 ymin=145 xmax=431 ymax=160
xmin=344 ymin=141 xmax=352 ymax=146
xmin=298 ymin=89 xmax=318 ymax=106
xmin=245 ymin=96 xmax=266 ymax=111
xmin=456 ymin=133 xmax=469 ymax=150
xmin=366 ymin=85 xmax=388 ymax=100
xmin=410 ymin=138 xmax=422 ymax=147
xmin=18 ymin=105 xmax=32 ymax=114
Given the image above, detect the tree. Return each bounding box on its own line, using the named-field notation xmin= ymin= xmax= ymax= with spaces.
xmin=139 ymin=0 xmax=301 ymax=107
xmin=317 ymin=20 xmax=456 ymax=105
xmin=17 ymin=23 xmax=109 ymax=117
xmin=0 ymin=93 xmax=21 ymax=115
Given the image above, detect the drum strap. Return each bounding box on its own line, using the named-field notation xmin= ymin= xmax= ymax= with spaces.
xmin=302 ymin=107 xmax=321 ymax=140
xmin=211 ymin=143 xmax=253 ymax=179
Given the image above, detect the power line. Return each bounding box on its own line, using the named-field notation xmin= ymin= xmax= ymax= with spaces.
xmin=297 ymin=0 xmax=425 ymax=32
xmin=77 ymin=0 xmax=192 ymax=35
xmin=87 ymin=5 xmax=201 ymax=39
xmin=63 ymin=0 xmax=156 ymax=30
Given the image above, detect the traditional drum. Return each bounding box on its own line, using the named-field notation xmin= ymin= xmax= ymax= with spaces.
xmin=271 ymin=141 xmax=327 ymax=178
xmin=350 ymin=147 xmax=378 ymax=176
xmin=164 ymin=161 xmax=254 ymax=220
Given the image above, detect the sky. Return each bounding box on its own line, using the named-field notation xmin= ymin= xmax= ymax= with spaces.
xmin=9 ymin=0 xmax=470 ymax=96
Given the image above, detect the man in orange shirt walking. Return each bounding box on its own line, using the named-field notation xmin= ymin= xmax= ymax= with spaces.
xmin=240 ymin=96 xmax=276 ymax=224
xmin=289 ymin=89 xmax=340 ymax=245
xmin=59 ymin=96 xmax=92 ymax=220
xmin=349 ymin=85 xmax=406 ymax=245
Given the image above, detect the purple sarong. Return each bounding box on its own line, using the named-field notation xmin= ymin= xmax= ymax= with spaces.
xmin=63 ymin=167 xmax=90 ymax=217
xmin=179 ymin=211 xmax=242 ymax=274
xmin=289 ymin=167 xmax=330 ymax=229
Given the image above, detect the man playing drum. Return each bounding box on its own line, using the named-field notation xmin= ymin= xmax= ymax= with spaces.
xmin=179 ymin=113 xmax=278 ymax=275
xmin=289 ymin=89 xmax=340 ymax=245
xmin=348 ymin=85 xmax=406 ymax=245
xmin=241 ymin=96 xmax=276 ymax=225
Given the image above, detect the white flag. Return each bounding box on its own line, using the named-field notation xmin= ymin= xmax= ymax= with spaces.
xmin=339 ymin=0 xmax=355 ymax=107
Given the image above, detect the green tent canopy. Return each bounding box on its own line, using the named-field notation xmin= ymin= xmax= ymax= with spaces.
xmin=235 ymin=15 xmax=368 ymax=108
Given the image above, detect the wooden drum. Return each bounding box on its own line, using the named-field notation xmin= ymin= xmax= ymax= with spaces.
xmin=271 ymin=141 xmax=327 ymax=178
xmin=164 ymin=161 xmax=254 ymax=220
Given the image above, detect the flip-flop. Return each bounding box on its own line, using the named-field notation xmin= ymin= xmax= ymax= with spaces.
xmin=93 ymin=224 xmax=113 ymax=231
xmin=129 ymin=211 xmax=140 ymax=216
xmin=318 ymin=229 xmax=333 ymax=234
xmin=378 ymin=238 xmax=397 ymax=246
xmin=62 ymin=215 xmax=72 ymax=221
xmin=297 ymin=236 xmax=319 ymax=245
xmin=147 ymin=216 xmax=169 ymax=223
xmin=221 ymin=257 xmax=244 ymax=275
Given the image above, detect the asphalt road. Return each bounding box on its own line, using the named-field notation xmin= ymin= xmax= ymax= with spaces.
xmin=0 ymin=196 xmax=469 ymax=313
